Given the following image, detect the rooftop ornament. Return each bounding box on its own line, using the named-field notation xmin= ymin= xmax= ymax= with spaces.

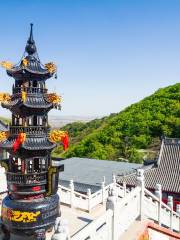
xmin=49 ymin=130 xmax=69 ymax=150
xmin=0 ymin=61 xmax=14 ymax=70
xmin=21 ymin=58 xmax=28 ymax=67
xmin=0 ymin=131 xmax=8 ymax=142
xmin=0 ymin=93 xmax=11 ymax=103
xmin=45 ymin=62 xmax=57 ymax=74
xmin=46 ymin=93 xmax=61 ymax=104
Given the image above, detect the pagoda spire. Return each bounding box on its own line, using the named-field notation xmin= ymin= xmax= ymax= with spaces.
xmin=29 ymin=23 xmax=34 ymax=44
xmin=25 ymin=23 xmax=37 ymax=55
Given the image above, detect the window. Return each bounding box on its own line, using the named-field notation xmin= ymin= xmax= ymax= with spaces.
xmin=28 ymin=159 xmax=33 ymax=173
xmin=19 ymin=118 xmax=22 ymax=125
xmin=33 ymin=80 xmax=37 ymax=88
xmin=38 ymin=116 xmax=43 ymax=125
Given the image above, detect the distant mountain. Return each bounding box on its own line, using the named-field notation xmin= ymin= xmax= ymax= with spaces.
xmin=0 ymin=116 xmax=10 ymax=125
xmin=52 ymin=83 xmax=180 ymax=163
xmin=49 ymin=115 xmax=101 ymax=128
xmin=1 ymin=84 xmax=178 ymax=162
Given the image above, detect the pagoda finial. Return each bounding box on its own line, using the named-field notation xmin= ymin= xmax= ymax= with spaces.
xmin=29 ymin=23 xmax=34 ymax=44
xmin=25 ymin=23 xmax=37 ymax=55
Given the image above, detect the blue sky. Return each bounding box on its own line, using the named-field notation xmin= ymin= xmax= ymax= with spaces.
xmin=0 ymin=0 xmax=180 ymax=117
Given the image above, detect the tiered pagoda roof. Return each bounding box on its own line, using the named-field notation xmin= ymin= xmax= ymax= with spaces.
xmin=7 ymin=24 xmax=52 ymax=80
xmin=117 ymin=137 xmax=180 ymax=194
xmin=1 ymin=137 xmax=56 ymax=151
xmin=2 ymin=96 xmax=53 ymax=112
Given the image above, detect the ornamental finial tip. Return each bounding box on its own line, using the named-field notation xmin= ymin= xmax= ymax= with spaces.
xmin=29 ymin=23 xmax=34 ymax=43
xmin=25 ymin=23 xmax=36 ymax=55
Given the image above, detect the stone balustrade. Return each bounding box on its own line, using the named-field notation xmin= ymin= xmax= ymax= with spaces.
xmin=54 ymin=170 xmax=180 ymax=240
xmin=58 ymin=175 xmax=128 ymax=213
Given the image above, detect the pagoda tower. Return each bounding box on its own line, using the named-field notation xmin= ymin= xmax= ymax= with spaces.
xmin=0 ymin=24 xmax=64 ymax=240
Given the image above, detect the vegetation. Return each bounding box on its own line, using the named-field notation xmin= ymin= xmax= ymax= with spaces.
xmin=0 ymin=116 xmax=10 ymax=124
xmin=53 ymin=83 xmax=180 ymax=163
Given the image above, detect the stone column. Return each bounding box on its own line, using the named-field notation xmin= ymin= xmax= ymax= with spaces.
xmin=101 ymin=181 xmax=106 ymax=206
xmin=87 ymin=188 xmax=92 ymax=213
xmin=112 ymin=174 xmax=116 ymax=187
xmin=167 ymin=196 xmax=173 ymax=230
xmin=106 ymin=186 xmax=118 ymax=240
xmin=123 ymin=181 xmax=126 ymax=197
xmin=176 ymin=204 xmax=180 ymax=232
xmin=136 ymin=169 xmax=145 ymax=221
xmin=154 ymin=184 xmax=162 ymax=226
xmin=69 ymin=179 xmax=74 ymax=209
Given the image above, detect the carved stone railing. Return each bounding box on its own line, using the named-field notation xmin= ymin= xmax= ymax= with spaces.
xmin=9 ymin=126 xmax=50 ymax=136
xmin=164 ymin=137 xmax=180 ymax=145
xmin=70 ymin=185 xmax=180 ymax=240
xmin=68 ymin=170 xmax=180 ymax=240
xmin=71 ymin=209 xmax=113 ymax=240
xmin=144 ymin=188 xmax=180 ymax=232
xmin=6 ymin=171 xmax=47 ymax=185
xmin=13 ymin=87 xmax=48 ymax=94
xmin=58 ymin=177 xmax=128 ymax=212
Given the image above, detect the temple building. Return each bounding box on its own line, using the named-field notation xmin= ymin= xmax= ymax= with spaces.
xmin=0 ymin=24 xmax=64 ymax=240
xmin=117 ymin=137 xmax=180 ymax=210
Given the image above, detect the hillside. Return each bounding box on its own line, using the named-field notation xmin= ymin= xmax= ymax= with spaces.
xmin=0 ymin=116 xmax=10 ymax=125
xmin=52 ymin=83 xmax=180 ymax=163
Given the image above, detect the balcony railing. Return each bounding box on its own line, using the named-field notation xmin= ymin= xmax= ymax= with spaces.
xmin=7 ymin=171 xmax=47 ymax=185
xmin=9 ymin=126 xmax=50 ymax=136
xmin=13 ymin=87 xmax=48 ymax=94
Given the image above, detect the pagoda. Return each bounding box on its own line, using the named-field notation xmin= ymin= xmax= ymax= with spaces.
xmin=0 ymin=24 xmax=65 ymax=240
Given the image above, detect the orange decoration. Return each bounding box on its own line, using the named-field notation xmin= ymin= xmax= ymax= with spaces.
xmin=13 ymin=133 xmax=26 ymax=153
xmin=22 ymin=58 xmax=28 ymax=67
xmin=0 ymin=131 xmax=8 ymax=142
xmin=45 ymin=62 xmax=57 ymax=74
xmin=21 ymin=90 xmax=27 ymax=103
xmin=49 ymin=130 xmax=69 ymax=150
xmin=0 ymin=61 xmax=13 ymax=70
xmin=0 ymin=93 xmax=11 ymax=103
xmin=46 ymin=93 xmax=61 ymax=104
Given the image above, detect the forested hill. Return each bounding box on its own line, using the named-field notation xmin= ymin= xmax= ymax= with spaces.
xmin=53 ymin=83 xmax=180 ymax=163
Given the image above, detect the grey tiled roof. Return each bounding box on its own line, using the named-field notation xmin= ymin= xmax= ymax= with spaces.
xmin=2 ymin=97 xmax=52 ymax=109
xmin=59 ymin=157 xmax=142 ymax=189
xmin=117 ymin=138 xmax=180 ymax=194
xmin=7 ymin=56 xmax=50 ymax=76
xmin=1 ymin=137 xmax=56 ymax=150
xmin=25 ymin=96 xmax=52 ymax=108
